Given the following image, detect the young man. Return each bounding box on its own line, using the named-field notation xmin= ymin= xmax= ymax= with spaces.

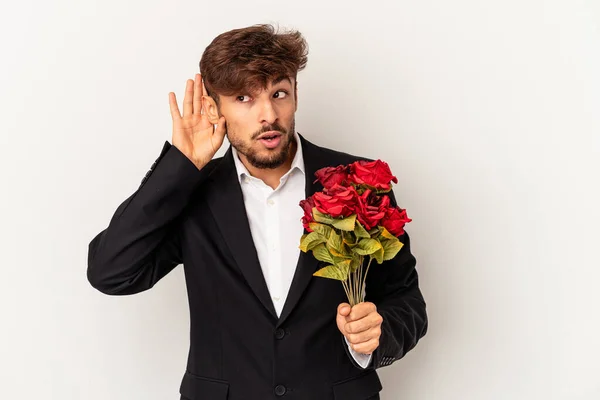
xmin=87 ymin=24 xmax=427 ymax=400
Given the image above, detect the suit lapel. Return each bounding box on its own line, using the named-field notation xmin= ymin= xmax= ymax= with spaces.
xmin=204 ymin=133 xmax=331 ymax=326
xmin=276 ymin=134 xmax=327 ymax=328
xmin=204 ymin=146 xmax=279 ymax=320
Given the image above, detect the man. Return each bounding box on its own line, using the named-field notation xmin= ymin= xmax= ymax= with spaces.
xmin=87 ymin=24 xmax=427 ymax=400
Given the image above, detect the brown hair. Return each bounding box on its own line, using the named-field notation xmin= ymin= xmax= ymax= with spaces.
xmin=199 ymin=23 xmax=308 ymax=106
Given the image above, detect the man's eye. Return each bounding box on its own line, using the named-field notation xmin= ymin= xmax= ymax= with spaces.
xmin=274 ymin=90 xmax=288 ymax=99
xmin=236 ymin=95 xmax=251 ymax=102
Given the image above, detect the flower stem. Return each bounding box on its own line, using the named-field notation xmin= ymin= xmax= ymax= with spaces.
xmin=343 ymin=256 xmax=373 ymax=306
xmin=350 ymin=259 xmax=356 ymax=306
xmin=354 ymin=257 xmax=362 ymax=304
xmin=342 ymin=278 xmax=350 ymax=301
xmin=359 ymin=257 xmax=373 ymax=303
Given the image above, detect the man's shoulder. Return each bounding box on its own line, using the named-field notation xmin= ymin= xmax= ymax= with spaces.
xmin=307 ymin=138 xmax=374 ymax=166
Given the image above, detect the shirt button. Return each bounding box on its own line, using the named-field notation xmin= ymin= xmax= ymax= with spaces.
xmin=274 ymin=385 xmax=286 ymax=396
xmin=275 ymin=328 xmax=285 ymax=339
xmin=268 ymin=199 xmax=275 ymax=206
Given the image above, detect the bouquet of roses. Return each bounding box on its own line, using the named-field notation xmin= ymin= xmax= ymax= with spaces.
xmin=299 ymin=160 xmax=412 ymax=306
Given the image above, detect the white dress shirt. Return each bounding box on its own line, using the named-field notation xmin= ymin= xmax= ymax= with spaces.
xmin=231 ymin=131 xmax=372 ymax=369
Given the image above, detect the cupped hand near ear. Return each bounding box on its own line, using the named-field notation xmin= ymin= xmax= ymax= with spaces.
xmin=169 ymin=73 xmax=226 ymax=170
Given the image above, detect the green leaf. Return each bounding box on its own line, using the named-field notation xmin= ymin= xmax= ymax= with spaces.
xmin=334 ymin=258 xmax=352 ymax=274
xmin=309 ymin=222 xmax=333 ymax=239
xmin=354 ymin=221 xmax=370 ymax=238
xmin=313 ymin=208 xmax=334 ymax=224
xmin=375 ymin=186 xmax=392 ymax=195
xmin=368 ymin=226 xmax=381 ymax=238
xmin=328 ymin=247 xmax=344 ymax=258
xmin=332 ymin=254 xmax=349 ymax=265
xmin=381 ymin=237 xmax=404 ymax=261
xmin=311 ymin=243 xmax=335 ymax=264
xmin=350 ymin=257 xmax=362 ymax=273
xmin=327 ymin=229 xmax=343 ymax=252
xmin=299 ymin=232 xmax=325 ymax=252
xmin=373 ymin=245 xmax=384 ymax=264
xmin=342 ymin=230 xmax=357 ymax=246
xmin=353 ymin=238 xmax=383 ymax=256
xmin=380 ymin=226 xmax=396 ymax=240
xmin=313 ymin=264 xmax=349 ymax=281
xmin=332 ymin=213 xmax=356 ymax=231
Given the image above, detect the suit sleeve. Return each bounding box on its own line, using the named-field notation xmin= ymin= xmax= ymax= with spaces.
xmin=342 ymin=188 xmax=428 ymax=370
xmin=87 ymin=141 xmax=206 ymax=295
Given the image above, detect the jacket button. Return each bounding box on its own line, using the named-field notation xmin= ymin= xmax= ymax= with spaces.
xmin=274 ymin=385 xmax=286 ymax=396
xmin=274 ymin=328 xmax=285 ymax=339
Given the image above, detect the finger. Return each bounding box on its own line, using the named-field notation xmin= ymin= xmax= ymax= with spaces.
xmin=193 ymin=74 xmax=202 ymax=115
xmin=346 ymin=329 xmax=373 ymax=344
xmin=213 ymin=117 xmax=227 ymax=141
xmin=169 ymin=92 xmax=181 ymax=120
xmin=345 ymin=319 xmax=371 ymax=334
xmin=202 ymin=77 xmax=208 ymax=97
xmin=350 ymin=338 xmax=379 ymax=354
xmin=201 ymin=79 xmax=209 ymax=115
xmin=337 ymin=303 xmax=351 ymax=316
xmin=183 ymin=79 xmax=194 ymax=117
xmin=348 ymin=302 xmax=376 ymax=321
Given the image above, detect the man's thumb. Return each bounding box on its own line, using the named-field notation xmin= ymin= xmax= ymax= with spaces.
xmin=338 ymin=303 xmax=351 ymax=316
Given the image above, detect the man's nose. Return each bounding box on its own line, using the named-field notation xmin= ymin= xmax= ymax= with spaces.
xmin=258 ymin=99 xmax=277 ymax=125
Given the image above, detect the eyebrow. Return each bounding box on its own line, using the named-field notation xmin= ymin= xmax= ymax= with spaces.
xmin=271 ymin=75 xmax=292 ymax=86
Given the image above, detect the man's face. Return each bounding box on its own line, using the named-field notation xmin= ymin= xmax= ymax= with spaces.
xmin=216 ymin=76 xmax=297 ymax=169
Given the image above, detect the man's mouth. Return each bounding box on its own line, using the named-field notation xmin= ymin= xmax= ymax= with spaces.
xmin=257 ymin=131 xmax=283 ymax=148
xmin=257 ymin=131 xmax=282 ymax=141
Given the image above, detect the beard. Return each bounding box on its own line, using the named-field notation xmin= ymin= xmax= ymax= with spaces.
xmin=227 ymin=118 xmax=296 ymax=169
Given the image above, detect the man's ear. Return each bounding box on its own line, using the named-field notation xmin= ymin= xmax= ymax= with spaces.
xmin=202 ymin=95 xmax=221 ymax=124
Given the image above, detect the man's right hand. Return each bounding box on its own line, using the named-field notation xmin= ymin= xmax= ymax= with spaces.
xmin=169 ymin=73 xmax=226 ymax=170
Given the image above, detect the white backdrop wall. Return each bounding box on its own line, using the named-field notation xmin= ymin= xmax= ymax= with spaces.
xmin=1 ymin=0 xmax=599 ymax=399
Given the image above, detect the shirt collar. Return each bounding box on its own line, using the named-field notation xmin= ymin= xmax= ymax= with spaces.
xmin=231 ymin=130 xmax=305 ymax=184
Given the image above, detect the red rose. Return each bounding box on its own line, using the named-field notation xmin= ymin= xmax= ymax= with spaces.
xmin=349 ymin=160 xmax=398 ymax=191
xmin=314 ymin=165 xmax=348 ymax=189
xmin=299 ymin=197 xmax=316 ymax=232
xmin=355 ymin=189 xmax=390 ymax=230
xmin=382 ymin=207 xmax=412 ymax=236
xmin=313 ymin=184 xmax=359 ymax=218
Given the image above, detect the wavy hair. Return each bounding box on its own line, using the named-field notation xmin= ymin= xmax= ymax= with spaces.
xmin=199 ymin=23 xmax=308 ymax=105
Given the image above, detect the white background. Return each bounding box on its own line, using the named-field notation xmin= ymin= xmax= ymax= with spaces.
xmin=1 ymin=0 xmax=599 ymax=399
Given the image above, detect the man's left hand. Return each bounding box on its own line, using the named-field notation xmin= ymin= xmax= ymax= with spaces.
xmin=336 ymin=302 xmax=383 ymax=355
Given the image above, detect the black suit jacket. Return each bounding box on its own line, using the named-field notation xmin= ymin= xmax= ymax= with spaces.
xmin=87 ymin=133 xmax=428 ymax=400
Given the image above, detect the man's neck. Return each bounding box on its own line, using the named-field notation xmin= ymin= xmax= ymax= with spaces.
xmin=239 ymin=138 xmax=298 ymax=190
